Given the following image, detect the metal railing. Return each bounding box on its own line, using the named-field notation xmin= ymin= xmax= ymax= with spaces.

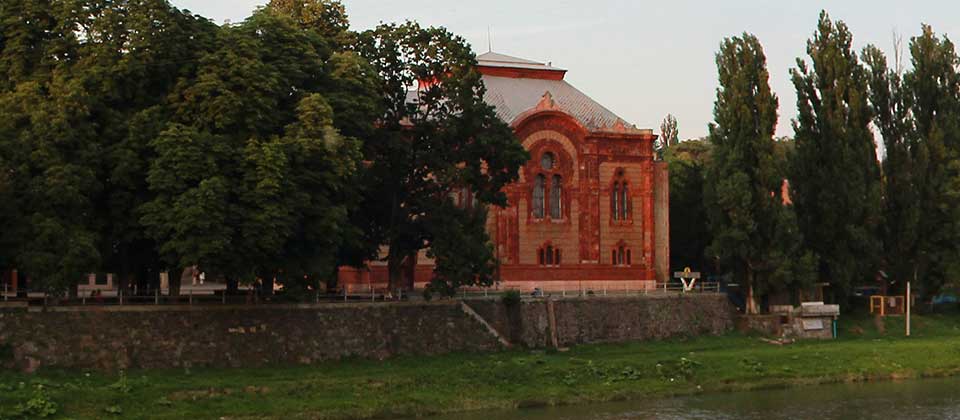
xmin=1 ymin=281 xmax=723 ymax=307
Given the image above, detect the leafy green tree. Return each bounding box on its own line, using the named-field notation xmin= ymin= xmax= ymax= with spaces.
xmin=901 ymin=26 xmax=960 ymax=296
xmin=656 ymin=114 xmax=679 ymax=159
xmin=140 ymin=8 xmax=368 ymax=295
xmin=663 ymin=138 xmax=712 ymax=274
xmin=862 ymin=43 xmax=920 ymax=295
xmin=266 ymin=0 xmax=350 ymax=42
xmin=790 ymin=12 xmax=882 ymax=297
xmin=705 ymin=33 xmax=816 ymax=313
xmin=355 ymin=22 xmax=528 ymax=294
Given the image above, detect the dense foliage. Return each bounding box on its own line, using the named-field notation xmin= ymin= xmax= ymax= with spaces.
xmin=704 ymin=33 xmax=816 ymax=313
xmin=0 ymin=0 xmax=525 ymax=297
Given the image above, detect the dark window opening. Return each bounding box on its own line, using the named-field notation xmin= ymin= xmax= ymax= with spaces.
xmin=550 ymin=175 xmax=562 ymax=219
xmin=533 ymin=174 xmax=546 ymax=219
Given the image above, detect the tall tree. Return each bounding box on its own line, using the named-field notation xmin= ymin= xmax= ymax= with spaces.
xmin=664 ymin=138 xmax=712 ymax=274
xmin=355 ymin=22 xmax=528 ymax=294
xmin=657 ymin=114 xmax=679 ymax=159
xmin=862 ymin=43 xmax=919 ymax=295
xmin=140 ymin=8 xmax=370 ymax=295
xmin=790 ymin=12 xmax=882 ymax=297
xmin=901 ymin=26 xmax=960 ymax=297
xmin=705 ymin=33 xmax=816 ymax=314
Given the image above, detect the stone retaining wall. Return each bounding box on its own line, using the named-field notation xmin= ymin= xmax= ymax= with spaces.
xmin=0 ymin=294 xmax=735 ymax=372
xmin=468 ymin=294 xmax=734 ymax=348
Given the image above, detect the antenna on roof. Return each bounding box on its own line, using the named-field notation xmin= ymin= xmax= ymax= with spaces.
xmin=487 ymin=26 xmax=492 ymax=52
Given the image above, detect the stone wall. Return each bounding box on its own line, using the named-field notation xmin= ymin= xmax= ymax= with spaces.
xmin=0 ymin=295 xmax=735 ymax=372
xmin=0 ymin=303 xmax=501 ymax=372
xmin=467 ymin=294 xmax=734 ymax=348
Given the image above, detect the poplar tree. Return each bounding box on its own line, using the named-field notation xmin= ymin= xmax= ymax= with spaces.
xmin=862 ymin=43 xmax=919 ymax=294
xmin=705 ymin=34 xmax=816 ymax=314
xmin=656 ymin=114 xmax=678 ymax=159
xmin=791 ymin=12 xmax=882 ymax=296
xmin=902 ymin=26 xmax=960 ymax=296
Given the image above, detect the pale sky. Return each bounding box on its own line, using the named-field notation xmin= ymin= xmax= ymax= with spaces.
xmin=171 ymin=0 xmax=960 ymax=139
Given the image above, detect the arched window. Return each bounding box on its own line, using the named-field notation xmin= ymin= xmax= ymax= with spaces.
xmin=612 ymin=243 xmax=631 ymax=266
xmin=533 ymin=174 xmax=546 ymax=219
xmin=610 ymin=169 xmax=633 ymax=223
xmin=550 ymin=175 xmax=562 ymax=219
xmin=538 ymin=243 xmax=561 ymax=267
xmin=620 ymin=182 xmax=629 ymax=220
xmin=612 ymin=183 xmax=620 ymax=221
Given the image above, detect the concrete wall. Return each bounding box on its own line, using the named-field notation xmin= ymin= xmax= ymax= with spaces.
xmin=0 ymin=295 xmax=734 ymax=372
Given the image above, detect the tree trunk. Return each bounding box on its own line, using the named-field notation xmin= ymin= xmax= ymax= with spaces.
xmin=402 ymin=253 xmax=417 ymax=291
xmin=746 ymin=269 xmax=759 ymax=315
xmin=169 ymin=267 xmax=183 ymax=297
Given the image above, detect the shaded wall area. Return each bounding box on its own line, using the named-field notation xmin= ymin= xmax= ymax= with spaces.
xmin=0 ymin=295 xmax=734 ymax=372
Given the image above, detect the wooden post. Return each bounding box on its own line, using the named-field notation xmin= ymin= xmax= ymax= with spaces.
xmin=906 ymin=281 xmax=911 ymax=337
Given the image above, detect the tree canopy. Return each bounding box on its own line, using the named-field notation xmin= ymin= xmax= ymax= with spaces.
xmin=354 ymin=22 xmax=528 ymax=295
xmin=790 ymin=12 xmax=882 ymax=297
xmin=705 ymin=33 xmax=816 ymax=313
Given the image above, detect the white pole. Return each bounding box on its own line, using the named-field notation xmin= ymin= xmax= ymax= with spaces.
xmin=906 ymin=280 xmax=911 ymax=337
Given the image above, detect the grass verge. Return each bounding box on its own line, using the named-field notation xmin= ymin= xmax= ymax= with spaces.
xmin=2 ymin=313 xmax=959 ymax=419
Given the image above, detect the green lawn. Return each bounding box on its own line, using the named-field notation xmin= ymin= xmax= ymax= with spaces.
xmin=3 ymin=312 xmax=960 ymax=420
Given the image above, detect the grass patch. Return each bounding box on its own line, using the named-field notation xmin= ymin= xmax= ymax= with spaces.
xmin=2 ymin=314 xmax=960 ymax=419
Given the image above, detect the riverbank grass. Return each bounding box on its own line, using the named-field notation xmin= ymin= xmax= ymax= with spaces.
xmin=2 ymin=313 xmax=960 ymax=419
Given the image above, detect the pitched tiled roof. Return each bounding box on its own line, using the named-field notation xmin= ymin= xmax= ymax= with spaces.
xmin=481 ymin=74 xmax=629 ymax=130
xmin=476 ymin=51 xmax=633 ymax=131
xmin=405 ymin=52 xmax=640 ymax=132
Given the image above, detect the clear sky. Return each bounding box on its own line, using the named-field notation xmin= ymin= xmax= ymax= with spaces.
xmin=171 ymin=0 xmax=960 ymax=139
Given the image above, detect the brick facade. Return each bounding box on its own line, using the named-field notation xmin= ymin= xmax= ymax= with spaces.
xmin=339 ymin=52 xmax=668 ymax=292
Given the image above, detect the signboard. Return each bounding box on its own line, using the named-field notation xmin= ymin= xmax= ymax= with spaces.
xmin=673 ymin=267 xmax=701 ymax=292
xmin=802 ymin=319 xmax=824 ymax=330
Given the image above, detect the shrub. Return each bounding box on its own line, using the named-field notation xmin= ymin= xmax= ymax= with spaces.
xmin=502 ymin=290 xmax=521 ymax=307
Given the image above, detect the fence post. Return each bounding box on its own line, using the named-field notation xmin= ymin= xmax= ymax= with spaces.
xmin=119 ymin=289 xmax=124 ymax=305
xmin=344 ymin=286 xmax=347 ymax=302
xmin=3 ymin=284 xmax=6 ymax=301
xmin=315 ymin=290 xmax=320 ymax=304
xmin=222 ymin=291 xmax=226 ymax=305
xmin=155 ymin=289 xmax=160 ymax=305
xmin=189 ymin=290 xmax=193 ymax=306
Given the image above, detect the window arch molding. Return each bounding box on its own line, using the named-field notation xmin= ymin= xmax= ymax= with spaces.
xmin=524 ymin=140 xmax=574 ymax=222
xmin=609 ymin=167 xmax=634 ymax=225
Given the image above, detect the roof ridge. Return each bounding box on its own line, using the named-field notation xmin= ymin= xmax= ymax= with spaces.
xmin=477 ymin=51 xmax=544 ymax=65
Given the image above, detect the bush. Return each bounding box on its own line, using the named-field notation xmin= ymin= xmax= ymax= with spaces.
xmin=502 ymin=290 xmax=521 ymax=307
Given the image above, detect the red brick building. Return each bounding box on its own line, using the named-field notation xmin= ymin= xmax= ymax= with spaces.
xmin=340 ymin=52 xmax=669 ymax=292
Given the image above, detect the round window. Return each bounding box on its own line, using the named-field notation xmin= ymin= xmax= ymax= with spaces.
xmin=541 ymin=152 xmax=555 ymax=170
